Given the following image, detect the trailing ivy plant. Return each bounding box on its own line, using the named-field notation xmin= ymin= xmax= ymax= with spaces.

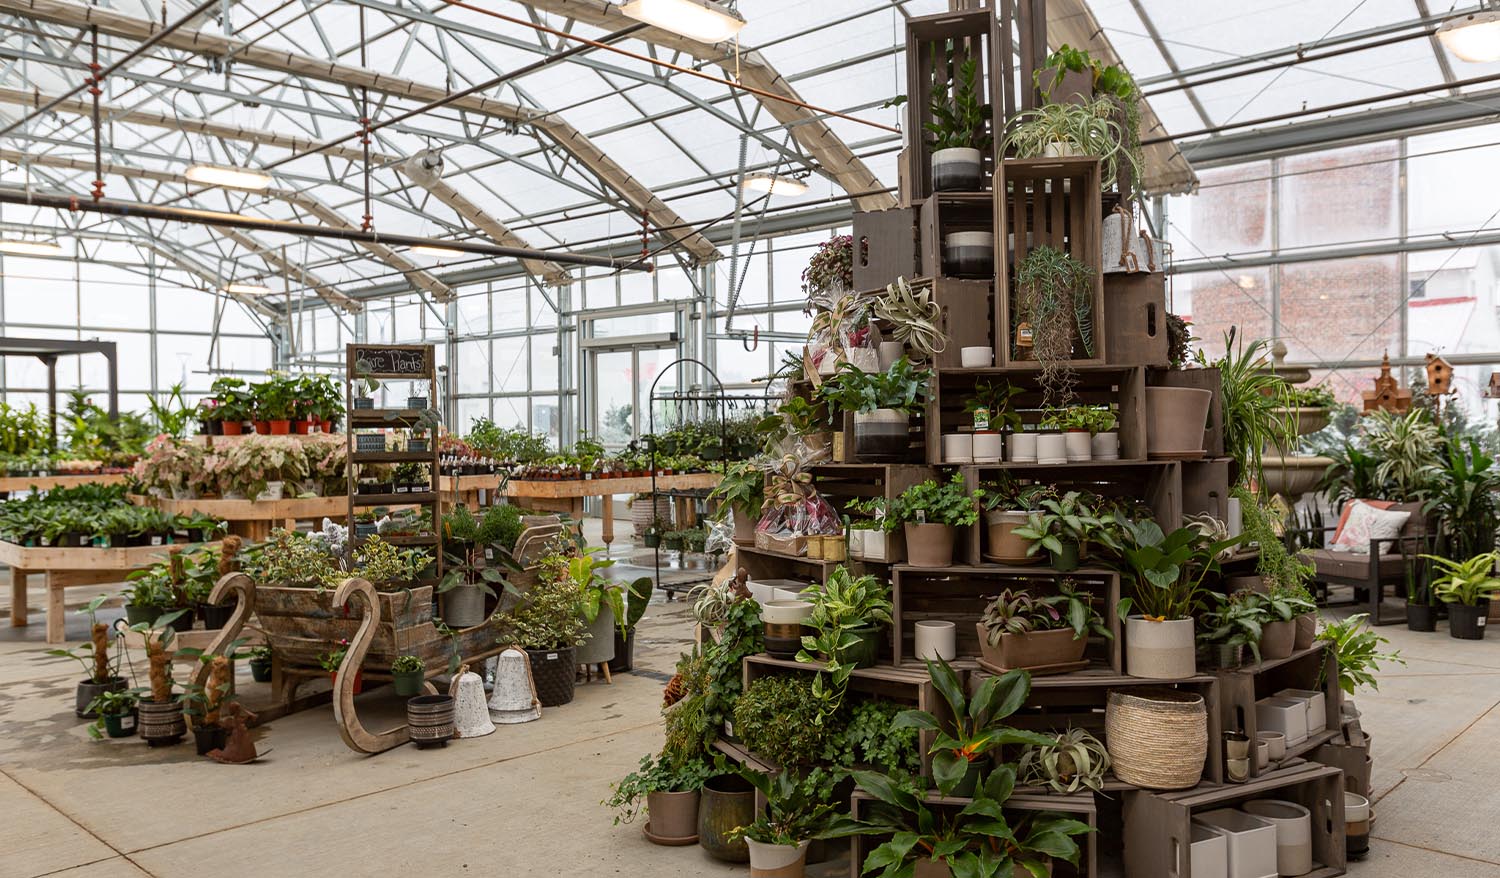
xmin=1015 ymin=245 xmax=1094 ymax=410
xmin=1232 ymin=487 xmax=1313 ymax=594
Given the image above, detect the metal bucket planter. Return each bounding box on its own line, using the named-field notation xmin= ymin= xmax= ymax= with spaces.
xmin=439 ymin=583 xmax=488 ymax=629
xmin=527 ymin=646 xmax=577 ymax=707
xmin=406 ymin=694 xmax=455 ymax=748
xmin=698 ymin=774 xmax=755 ymax=862
xmin=577 ymin=604 xmax=617 ymax=666
xmin=138 ymin=700 xmax=186 ymax=746
xmin=75 ymin=676 xmax=127 ymax=719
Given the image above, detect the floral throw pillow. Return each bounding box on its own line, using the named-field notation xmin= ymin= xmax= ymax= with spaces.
xmin=1330 ymin=500 xmax=1410 ymax=555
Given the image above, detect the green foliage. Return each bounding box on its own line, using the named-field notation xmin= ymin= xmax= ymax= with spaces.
xmin=980 ymin=581 xmax=1109 ymax=643
xmin=736 ymin=675 xmax=834 ymax=767
xmin=796 ymin=567 xmax=894 ymax=721
xmin=1108 ymin=517 xmax=1243 ymax=621
xmin=1423 ymin=552 xmax=1500 ymax=606
xmin=1233 ymin=487 xmax=1313 ymax=593
xmin=818 ymin=357 xmax=932 ymax=416
xmin=874 ymin=278 xmax=947 ymax=362
xmin=1196 ymin=591 xmax=1267 ymax=664
xmin=1014 ymin=245 xmax=1094 ymax=409
xmin=497 ymin=551 xmax=587 ymax=650
xmin=664 ymin=597 xmax=764 ymax=768
xmin=965 ymin=380 xmax=1024 ymax=432
xmin=1166 ymin=313 xmax=1193 ymax=368
xmin=708 ymin=459 xmax=767 ymax=517
xmin=390 ymin=655 xmax=425 ymax=674
xmin=1317 ymin=613 xmax=1403 ymax=695
xmin=1425 ymin=439 xmax=1500 ymax=559
xmin=1363 ymin=409 xmax=1443 ymax=501
xmin=926 ymin=56 xmax=991 ymax=152
xmin=821 ymin=700 xmax=923 ymax=777
xmin=603 ymin=753 xmax=714 ymax=825
xmin=466 ymin=417 xmax=551 ymax=463
xmin=891 ymin=471 xmax=978 ymax=528
xmin=1200 ymin=332 xmax=1293 ymax=489
xmin=1004 ymin=97 xmax=1134 ymax=190
xmin=1040 ymin=405 xmax=1115 ymax=434
xmin=84 ymin=689 xmax=139 ymax=740
xmin=731 ymin=768 xmax=838 ymax=845
xmin=1010 ymin=491 xmax=1113 ymax=559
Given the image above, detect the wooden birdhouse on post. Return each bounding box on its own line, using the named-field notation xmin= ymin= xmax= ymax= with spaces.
xmin=1485 ymin=372 xmax=1500 ymax=399
xmin=1425 ymin=353 xmax=1455 ymax=396
xmin=1362 ymin=352 xmax=1413 ymax=414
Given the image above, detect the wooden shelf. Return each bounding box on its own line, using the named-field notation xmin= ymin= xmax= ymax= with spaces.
xmin=963 ymin=459 xmax=1164 ymax=470
xmin=1283 ymin=728 xmax=1340 ymax=762
xmin=371 ymin=534 xmax=439 ymax=547
xmin=1223 ymin=642 xmax=1328 ymax=676
xmin=348 ymin=409 xmax=428 ymax=425
xmin=352 ymin=491 xmax=436 ymax=506
xmin=351 ymin=451 xmax=434 ymax=463
xmin=892 ymin=562 xmax=1115 ymax=576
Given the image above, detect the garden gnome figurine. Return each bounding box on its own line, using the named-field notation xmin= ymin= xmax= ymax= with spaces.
xmin=208 ymin=702 xmax=259 ymax=764
xmin=449 ymin=664 xmax=495 ymax=738
xmin=488 ymin=647 xmax=541 ymax=724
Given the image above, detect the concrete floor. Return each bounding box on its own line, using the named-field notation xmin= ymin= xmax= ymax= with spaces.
xmin=2 ymin=530 xmax=1498 ymax=877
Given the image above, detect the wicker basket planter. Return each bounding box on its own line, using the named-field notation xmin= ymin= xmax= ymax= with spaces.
xmin=1105 ymin=688 xmax=1207 ymax=789
xmin=528 ymin=646 xmax=577 ymax=706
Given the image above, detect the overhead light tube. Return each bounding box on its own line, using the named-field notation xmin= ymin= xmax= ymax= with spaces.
xmin=741 ymin=172 xmax=809 ymax=196
xmin=185 ymin=164 xmax=273 ymax=191
xmin=619 ymin=0 xmax=745 ymax=43
xmin=0 ymin=239 xmax=63 ymax=255
xmin=224 ymin=282 xmax=272 ymax=295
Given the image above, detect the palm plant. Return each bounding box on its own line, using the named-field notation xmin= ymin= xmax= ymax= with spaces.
xmin=1319 ymin=443 xmax=1389 ymax=513
xmin=1424 ymin=438 xmax=1500 ymax=559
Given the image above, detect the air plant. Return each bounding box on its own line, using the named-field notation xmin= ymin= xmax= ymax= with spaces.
xmin=873 ymin=277 xmax=946 ymax=361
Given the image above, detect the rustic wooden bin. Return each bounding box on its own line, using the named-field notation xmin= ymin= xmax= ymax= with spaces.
xmin=901 ymin=8 xmax=1003 ymax=201
xmin=1181 ymin=458 xmax=1233 ymax=521
xmin=852 ymin=207 xmax=921 ymax=291
xmin=996 ymin=157 xmax=1105 ymax=368
xmin=1214 ymin=642 xmax=1342 ymax=780
xmin=919 ymin=194 xmax=996 ymax=284
xmin=1123 ymin=763 xmax=1347 ymax=878
xmin=1104 ymin=272 xmax=1170 ymax=368
xmin=1148 ymin=366 xmax=1226 ymax=458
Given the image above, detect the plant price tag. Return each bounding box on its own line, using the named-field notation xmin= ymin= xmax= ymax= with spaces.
xmin=915 ymin=510 xmax=926 ymax=525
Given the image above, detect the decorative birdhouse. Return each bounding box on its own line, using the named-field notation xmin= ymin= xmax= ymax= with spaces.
xmin=1486 ymin=372 xmax=1500 ymax=399
xmin=1425 ymin=353 xmax=1455 ymax=396
xmin=1362 ymin=352 xmax=1413 ymax=414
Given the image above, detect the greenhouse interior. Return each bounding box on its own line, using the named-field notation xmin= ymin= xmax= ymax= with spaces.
xmin=5 ymin=0 xmax=1500 ymax=876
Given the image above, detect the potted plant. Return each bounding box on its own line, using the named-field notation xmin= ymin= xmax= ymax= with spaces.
xmin=1196 ymin=590 xmax=1266 ymax=670
xmin=1424 ymin=551 xmax=1500 ymax=640
xmin=1018 ymin=727 xmax=1112 ymax=795
xmin=391 ymin=654 xmax=426 ymax=696
xmin=708 ymin=459 xmax=766 ymax=544
xmin=85 ymin=688 xmax=139 ymax=739
xmin=1003 ymin=96 xmax=1134 ymax=188
xmin=1316 ymin=613 xmax=1403 ymax=694
xmin=873 ymin=278 xmax=947 ymax=363
xmin=1010 ymin=490 xmax=1106 ymax=572
xmin=1109 ymin=518 xmax=1241 ymax=679
xmin=1197 ymin=332 xmax=1293 ymax=485
xmin=893 ymin=658 xmax=1055 ymax=796
xmin=176 ymin=650 xmax=235 ymax=756
xmin=319 ymin=639 xmax=360 ymax=694
xmin=134 ymin=609 xmax=188 ymax=746
xmin=817 ymin=357 xmax=931 ymax=462
xmin=1251 ymin=583 xmax=1316 ymax=660
xmin=927 ymin=56 xmax=991 ymax=192
xmin=977 ymin=581 xmax=1109 ymax=672
xmin=846 ymin=496 xmax=904 ymax=564
xmin=610 ymin=575 xmax=654 ymax=674
xmin=1040 ymin=407 xmax=1096 ymax=463
xmin=663 ymin=529 xmax=686 ymax=552
xmin=796 ymin=566 xmax=893 ymax=670
xmin=1012 ymin=245 xmax=1094 ymax=409
xmin=498 ymin=550 xmax=588 ymax=706
xmin=1406 ymin=550 xmax=1439 ymax=632
xmin=642 ymin=517 xmax=664 ymax=549
xmin=46 ymin=594 xmax=127 ymax=718
xmin=976 ymin=480 xmax=1050 ymax=565
xmin=574 ymin=551 xmax=627 ymax=669
xmin=730 ymin=769 xmax=836 ymax=878
xmin=122 ymin=567 xmax=171 ymax=627
xmin=248 ymin=645 xmax=273 ymax=683
xmin=966 ymin=380 xmax=1022 ymax=464
xmin=605 ymin=753 xmax=714 ymax=844
xmin=891 ymin=472 xmax=978 ymax=568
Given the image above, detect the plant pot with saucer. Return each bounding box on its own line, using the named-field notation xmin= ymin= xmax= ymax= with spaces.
xmin=892 ymin=473 xmax=976 ymax=568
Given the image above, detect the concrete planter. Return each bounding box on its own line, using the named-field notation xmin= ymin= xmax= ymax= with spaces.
xmin=746 ymin=839 xmax=810 ymax=878
xmin=1242 ymin=800 xmax=1313 ymax=876
xmin=1145 ymin=387 xmax=1212 ymax=457
xmin=1125 ymin=616 xmax=1196 ymax=679
xmin=931 ymin=147 xmax=982 ymax=192
xmin=1260 ymin=619 xmax=1296 ymax=659
xmin=645 ymin=789 xmax=700 ymax=843
xmin=903 ymin=522 xmax=955 ymax=568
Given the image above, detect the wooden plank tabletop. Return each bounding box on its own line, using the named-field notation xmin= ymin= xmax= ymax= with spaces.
xmin=0 ymin=473 xmax=129 ymax=492
xmin=0 ymin=539 xmax=222 ymax=571
xmin=504 ymin=472 xmax=719 ymax=499
xmin=132 ymin=494 xmax=352 ymax=521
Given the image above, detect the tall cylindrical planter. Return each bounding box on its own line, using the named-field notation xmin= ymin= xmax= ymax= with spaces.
xmin=931 ymin=146 xmax=982 ymax=192
xmin=1105 ymin=688 xmax=1207 ymax=790
xmin=645 ymin=789 xmax=700 ymax=844
xmin=914 ymin=620 xmax=957 ymax=661
xmin=904 ymin=522 xmax=955 ymax=568
xmin=440 ymin=583 xmax=487 ymax=629
xmin=1449 ymin=600 xmax=1489 ymax=640
xmin=1260 ymin=619 xmax=1296 ymax=659
xmin=527 ymin=646 xmax=577 ymax=706
xmin=1125 ymin=616 xmax=1197 ymax=679
xmin=609 ymin=628 xmax=636 ymax=674
xmin=854 ymin=409 xmax=910 ymax=462
xmin=138 ymin=700 xmax=186 ymax=746
xmin=75 ymin=676 xmax=127 ymax=719
xmin=747 ymin=839 xmax=811 ymax=878
xmin=1345 ymin=792 xmax=1371 ymax=860
xmin=762 ymin=600 xmax=814 ymax=659
xmin=577 ymin=603 xmax=617 ymax=666
xmin=943 ymin=231 xmax=993 ymax=278
xmin=1145 ymin=387 xmax=1212 ymax=458
xmin=699 ymin=774 xmax=755 ymax=862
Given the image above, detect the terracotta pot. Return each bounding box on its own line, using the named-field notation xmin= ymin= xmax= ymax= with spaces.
xmin=221 ymin=420 xmax=243 ymax=435
xmin=698 ymin=774 xmax=755 ymax=862
xmin=1260 ymin=619 xmax=1296 ymax=660
xmin=976 ymin=625 xmax=1086 ymax=670
xmin=1145 ymin=387 xmax=1211 ymax=457
xmin=1293 ymin=613 xmax=1317 ymax=650
xmin=984 ymin=510 xmax=1034 ymax=564
xmin=733 ymin=508 xmax=756 ymax=544
xmin=292 ymin=419 xmax=310 ymax=434
xmin=903 ymin=522 xmax=955 ymax=568
xmin=645 ymin=789 xmax=700 ymax=843
xmin=254 ymin=420 xmax=270 ymax=434
xmin=1125 ymin=616 xmax=1196 ymax=679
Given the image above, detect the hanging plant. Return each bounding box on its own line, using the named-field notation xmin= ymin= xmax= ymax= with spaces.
xmin=873 ymin=277 xmax=946 ymax=361
xmin=1014 ymin=246 xmax=1093 ymax=409
xmin=801 ymin=235 xmax=859 ymax=298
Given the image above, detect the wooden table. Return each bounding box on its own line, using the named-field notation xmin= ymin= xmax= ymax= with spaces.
xmin=3 ymin=540 xmax=221 ymax=643
xmin=0 ymin=472 xmax=128 ymax=492
xmin=439 ymin=473 xmax=503 ymax=509
xmin=504 ymin=473 xmax=720 ymax=551
xmin=134 ymin=495 xmax=355 ymax=542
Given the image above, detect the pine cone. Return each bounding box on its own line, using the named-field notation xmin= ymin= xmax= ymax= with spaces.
xmin=662 ymin=672 xmax=686 ymax=708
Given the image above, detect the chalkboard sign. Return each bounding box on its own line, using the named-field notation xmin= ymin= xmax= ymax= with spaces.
xmin=350 ymin=344 xmax=432 ymax=379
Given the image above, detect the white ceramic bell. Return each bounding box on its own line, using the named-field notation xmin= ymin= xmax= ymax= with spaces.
xmin=488 ymin=647 xmax=541 ymax=724
xmin=449 ymin=665 xmax=495 ymax=738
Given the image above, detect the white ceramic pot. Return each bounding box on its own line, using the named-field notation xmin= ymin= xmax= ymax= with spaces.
xmin=972 ymin=431 xmax=1003 ymax=463
xmin=1345 ymin=791 xmax=1370 ymax=823
xmin=256 ymin=480 xmax=285 ymax=501
xmin=861 ymin=529 xmax=903 ymax=564
xmin=914 ymin=620 xmax=957 ymax=661
xmin=1064 ymin=431 xmax=1091 ymax=462
xmin=846 ymin=347 xmax=880 ymax=373
xmin=1194 ymin=809 xmax=1278 ymax=878
xmin=1226 ymin=496 xmax=1243 ymax=538
xmin=1256 ymin=730 xmax=1286 ymax=761
xmin=1125 ymin=616 xmax=1197 ymax=679
xmin=1090 ymin=431 xmax=1119 ymax=460
xmin=1043 ymin=141 xmax=1080 ymax=158
xmin=746 ymin=839 xmax=810 ymax=875
xmin=1256 ymin=696 xmax=1309 ymax=747
xmin=943 ymin=231 xmax=994 ymax=278
xmin=761 ymin=599 xmax=814 ymax=625
xmin=1277 ymin=688 xmax=1328 ymax=733
xmin=1036 ymin=433 xmax=1067 ymax=465
xmin=932 ymin=146 xmax=983 ymax=192
xmin=847 ymin=528 xmax=867 ymax=560
xmin=942 ymin=433 xmax=973 ymax=464
xmin=1189 ymin=823 xmax=1229 ymax=878
xmin=1255 ymin=739 xmax=1269 ymax=771
xmin=1242 ymin=800 xmax=1313 ymax=876
xmin=1007 ymin=431 xmax=1038 ymax=463
xmin=878 ymin=341 xmax=905 ymax=370
xmin=960 ymin=346 xmax=992 ymax=368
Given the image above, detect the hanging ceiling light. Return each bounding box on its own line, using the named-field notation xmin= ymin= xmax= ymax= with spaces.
xmin=224 ymin=282 xmax=272 ymax=295
xmin=409 ymin=244 xmax=468 ymax=258
xmin=741 ymin=172 xmax=808 ymax=196
xmin=619 ymin=0 xmax=745 ymax=43
xmin=185 ymin=164 xmax=273 ymax=191
xmin=0 ymin=238 xmax=63 ymax=256
xmin=1437 ymin=8 xmax=1500 ymax=62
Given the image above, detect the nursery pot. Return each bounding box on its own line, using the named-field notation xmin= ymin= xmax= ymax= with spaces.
xmin=167 ymin=608 xmax=196 ymax=633
xmin=844 ymin=625 xmax=883 ymax=669
xmin=931 ymin=146 xmax=983 ymax=192
xmin=976 ymin=625 xmax=1086 ymax=671
xmin=761 ymin=600 xmax=814 ymax=659
xmin=943 ymin=231 xmax=993 ymax=278
xmin=609 ymin=628 xmax=636 ymax=674
xmin=732 ymin=508 xmax=756 ymax=544
xmin=1145 ymin=387 xmax=1211 ymax=458
xmin=903 ymin=522 xmax=955 ymax=568
xmin=854 ymin=409 xmax=910 ymax=462
xmin=197 ymin=601 xmax=234 ymax=631
xmin=193 ymin=724 xmax=229 ymax=756
xmin=1125 ymin=616 xmax=1197 ymax=679
xmin=698 ymin=774 xmax=755 ymax=862
xmin=102 ymin=709 xmax=137 ymax=738
xmin=1260 ymin=619 xmax=1296 ymax=660
xmin=949 ymin=756 xmax=988 ymax=798
xmin=75 ymin=676 xmax=127 ymax=718
xmin=1448 ymin=600 xmax=1488 ymax=640
xmin=1294 ymin=612 xmax=1318 ymax=649
xmin=440 ymin=583 xmax=488 ymax=629
xmin=1049 ymin=540 xmax=1080 ymax=573
xmin=645 ymin=789 xmax=700 ymax=843
xmin=527 ymin=646 xmax=577 ymax=706
xmin=392 ymin=668 xmax=425 ymax=697
xmin=221 ymin=420 xmax=243 ymax=435
xmin=984 ymin=510 xmax=1033 ymax=564
xmin=746 ymin=839 xmax=811 ymax=878
xmin=137 ymin=700 xmax=186 ymax=746
xmin=577 ymin=603 xmax=618 ymax=666
xmin=124 ymin=603 xmax=160 ymax=627
xmin=1406 ymin=602 xmax=1438 ymax=632
xmin=250 ymin=658 xmax=273 ymax=683
xmin=1205 ymin=642 xmax=1243 ymax=670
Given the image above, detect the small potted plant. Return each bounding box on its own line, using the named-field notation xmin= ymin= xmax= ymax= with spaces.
xmin=730 ymin=769 xmax=836 ymax=878
xmin=319 ymin=639 xmax=360 ymax=694
xmin=976 ymin=480 xmax=1052 ymax=565
xmin=134 ymin=609 xmax=189 ymax=746
xmin=604 ymin=753 xmax=714 ymax=844
xmin=816 ymin=357 xmax=932 ymax=462
xmin=890 ymin=471 xmax=977 ymax=568
xmin=1406 ymin=552 xmax=1439 ymax=632
xmin=707 ymin=459 xmax=766 ymax=544
xmin=796 ymin=566 xmax=893 ymax=670
xmin=248 ymin=645 xmax=273 ymax=683
xmin=642 ymin=517 xmax=664 ymax=549
xmin=1018 ymin=727 xmax=1112 ymax=794
xmin=1010 ymin=490 xmax=1106 ymax=571
xmin=927 ymin=56 xmax=991 ymax=192
xmin=663 ymin=529 xmax=686 ymax=553
xmin=391 ymin=654 xmax=426 ymax=697
xmin=46 ymin=595 xmax=127 ymax=718
xmin=85 ymin=688 xmax=139 ymax=739
xmin=497 ymin=551 xmax=588 ymax=707
xmin=1196 ymin=590 xmax=1267 ymax=670
xmin=1424 ymin=551 xmax=1500 ymax=640
xmin=977 ymin=581 xmax=1110 ymax=672
xmin=965 ymin=379 xmax=1022 ymax=464
xmin=1085 ymin=406 xmax=1120 ymax=460
xmin=1251 ymin=583 xmax=1316 ymax=660
xmin=845 ymin=496 xmax=904 ymax=564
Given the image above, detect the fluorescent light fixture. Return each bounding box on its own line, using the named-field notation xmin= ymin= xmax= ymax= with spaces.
xmin=741 ymin=172 xmax=809 ymax=196
xmin=620 ymin=0 xmax=745 ymax=43
xmin=409 ymin=244 xmax=468 ymax=258
xmin=185 ymin=163 xmax=273 ymax=191
xmin=224 ymin=282 xmax=272 ymax=296
xmin=0 ymin=238 xmax=63 ymax=256
xmin=1438 ymin=9 xmax=1500 ymax=62
xmin=1236 ymin=275 xmax=1256 ymax=290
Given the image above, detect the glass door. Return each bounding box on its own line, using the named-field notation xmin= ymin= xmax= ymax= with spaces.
xmin=587 ymin=343 xmax=680 ymax=448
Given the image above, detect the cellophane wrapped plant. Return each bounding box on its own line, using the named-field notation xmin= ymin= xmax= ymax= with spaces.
xmin=756 ymin=450 xmax=841 ymax=540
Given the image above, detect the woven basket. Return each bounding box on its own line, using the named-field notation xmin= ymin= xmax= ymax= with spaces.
xmin=528 ymin=646 xmax=577 ymax=707
xmin=1105 ymin=688 xmax=1207 ymax=790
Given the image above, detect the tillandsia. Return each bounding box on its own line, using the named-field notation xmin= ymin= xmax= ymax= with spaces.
xmin=873 ymin=277 xmax=946 ymax=361
xmin=1014 ymin=246 xmax=1093 ymax=410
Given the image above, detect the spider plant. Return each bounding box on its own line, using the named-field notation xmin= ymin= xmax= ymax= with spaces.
xmin=1197 ymin=330 xmax=1293 ymax=490
xmin=1003 ymin=97 xmax=1135 ymax=190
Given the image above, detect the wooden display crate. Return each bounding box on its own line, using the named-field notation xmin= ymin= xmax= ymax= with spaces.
xmin=901 ymin=8 xmax=1002 ymax=202
xmin=891 ymin=564 xmax=1120 ymax=671
xmin=919 ymin=193 xmax=996 ymax=284
xmin=960 ymin=461 xmax=1182 ymax=563
xmin=924 ymin=365 xmax=1148 ymax=465
xmin=1181 ymin=458 xmax=1233 ymax=521
xmin=996 ymin=157 xmax=1105 ymax=368
xmin=849 ymin=787 xmax=1098 ymax=878
xmin=734 ymin=543 xmax=854 ymax=583
xmin=930 ymin=277 xmax=994 ymax=371
xmin=835 ymin=407 xmax=932 ymax=465
xmin=1148 ymin=367 xmax=1226 ymax=458
xmin=1122 ymin=763 xmax=1347 ymax=878
xmin=809 ymin=463 xmax=937 ymax=514
xmin=1104 ymin=272 xmax=1170 ymax=368
xmin=1214 ymin=643 xmax=1342 ymax=780
xmin=1312 ymin=739 xmax=1372 ymax=796
xmin=852 ymin=207 xmax=922 ymax=291
xmin=967 ymin=669 xmax=1225 ymax=788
